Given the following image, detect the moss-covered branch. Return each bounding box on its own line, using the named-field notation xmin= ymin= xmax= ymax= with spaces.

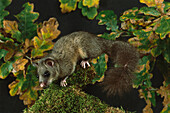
xmin=24 ymin=84 xmax=125 ymax=113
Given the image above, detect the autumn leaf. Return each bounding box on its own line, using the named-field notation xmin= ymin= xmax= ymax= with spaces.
xmin=31 ymin=36 xmax=54 ymax=58
xmin=120 ymin=7 xmax=139 ymax=21
xmin=3 ymin=20 xmax=21 ymax=42
xmin=143 ymin=98 xmax=153 ymax=113
xmin=59 ymin=0 xmax=79 ymax=13
xmin=140 ymin=0 xmax=164 ymax=7
xmin=31 ymin=18 xmax=60 ymax=58
xmin=82 ymin=0 xmax=99 ymax=8
xmin=128 ymin=37 xmax=143 ymax=48
xmin=157 ymin=82 xmax=170 ymax=113
xmin=12 ymin=58 xmax=28 ymax=72
xmin=38 ymin=18 xmax=61 ymax=40
xmin=9 ymin=65 xmax=39 ymax=106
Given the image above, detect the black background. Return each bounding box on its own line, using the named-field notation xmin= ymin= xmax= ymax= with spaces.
xmin=0 ymin=0 xmax=166 ymax=113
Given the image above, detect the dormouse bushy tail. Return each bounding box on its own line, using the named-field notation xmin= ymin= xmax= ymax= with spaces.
xmin=101 ymin=41 xmax=139 ymax=96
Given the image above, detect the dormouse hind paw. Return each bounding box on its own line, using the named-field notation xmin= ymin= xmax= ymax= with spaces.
xmin=80 ymin=60 xmax=90 ymax=68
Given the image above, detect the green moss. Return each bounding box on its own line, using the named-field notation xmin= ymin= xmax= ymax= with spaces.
xmin=66 ymin=66 xmax=97 ymax=87
xmin=24 ymin=84 xmax=125 ymax=113
xmin=24 ymin=66 xmax=126 ymax=113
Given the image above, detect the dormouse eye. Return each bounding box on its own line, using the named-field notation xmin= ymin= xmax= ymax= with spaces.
xmin=43 ymin=71 xmax=50 ymax=77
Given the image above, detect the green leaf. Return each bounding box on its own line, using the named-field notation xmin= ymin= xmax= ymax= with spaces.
xmin=120 ymin=7 xmax=139 ymax=21
xmin=99 ymin=32 xmax=122 ymax=40
xmin=9 ymin=65 xmax=39 ymax=105
xmin=139 ymin=7 xmax=161 ymax=16
xmin=78 ymin=1 xmax=98 ymax=19
xmin=0 ymin=33 xmax=13 ymax=42
xmin=15 ymin=2 xmax=39 ymax=41
xmin=155 ymin=16 xmax=170 ymax=39
xmin=0 ymin=49 xmax=8 ymax=60
xmin=31 ymin=36 xmax=54 ymax=58
xmin=0 ymin=0 xmax=12 ymax=27
xmin=133 ymin=30 xmax=153 ymax=51
xmin=164 ymin=2 xmax=170 ymax=13
xmin=150 ymin=91 xmax=156 ymax=107
xmin=0 ymin=61 xmax=14 ymax=79
xmin=133 ymin=55 xmax=152 ymax=87
xmin=92 ymin=54 xmax=107 ymax=83
xmin=21 ymin=65 xmax=38 ymax=92
xmin=97 ymin=10 xmax=118 ymax=32
xmin=163 ymin=38 xmax=170 ymax=63
xmin=151 ymin=39 xmax=165 ymax=57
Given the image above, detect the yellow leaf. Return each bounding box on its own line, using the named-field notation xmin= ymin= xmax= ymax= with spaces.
xmin=143 ymin=99 xmax=153 ymax=113
xmin=24 ymin=38 xmax=30 ymax=49
xmin=13 ymin=58 xmax=28 ymax=72
xmin=140 ymin=0 xmax=156 ymax=7
xmin=33 ymin=36 xmax=42 ymax=49
xmin=145 ymin=60 xmax=150 ymax=72
xmin=140 ymin=0 xmax=165 ymax=13
xmin=59 ymin=0 xmax=79 ymax=13
xmin=91 ymin=58 xmax=97 ymax=64
xmin=19 ymin=89 xmax=38 ymax=106
xmin=19 ymin=90 xmax=33 ymax=105
xmin=60 ymin=3 xmax=76 ymax=13
xmin=83 ymin=0 xmax=100 ymax=8
xmin=38 ymin=17 xmax=61 ymax=40
xmin=136 ymin=64 xmax=145 ymax=73
xmin=3 ymin=20 xmax=19 ymax=33
xmin=8 ymin=80 xmax=19 ymax=96
xmin=128 ymin=37 xmax=143 ymax=48
xmin=157 ymin=82 xmax=170 ymax=112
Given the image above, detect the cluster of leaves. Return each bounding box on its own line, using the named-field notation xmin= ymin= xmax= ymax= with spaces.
xmin=59 ymin=0 xmax=99 ymax=19
xmin=1 ymin=0 xmax=169 ymax=112
xmin=95 ymin=0 xmax=170 ymax=112
xmin=0 ymin=0 xmax=61 ymax=106
xmin=24 ymin=84 xmax=125 ymax=113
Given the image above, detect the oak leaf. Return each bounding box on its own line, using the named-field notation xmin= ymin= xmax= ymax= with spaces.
xmin=12 ymin=58 xmax=28 ymax=72
xmin=31 ymin=18 xmax=60 ymax=58
xmin=59 ymin=0 xmax=79 ymax=13
xmin=82 ymin=0 xmax=99 ymax=8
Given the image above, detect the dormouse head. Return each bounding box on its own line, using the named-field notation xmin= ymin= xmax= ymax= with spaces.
xmin=33 ymin=57 xmax=60 ymax=88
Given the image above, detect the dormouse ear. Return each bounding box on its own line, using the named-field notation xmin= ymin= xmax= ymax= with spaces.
xmin=45 ymin=59 xmax=55 ymax=67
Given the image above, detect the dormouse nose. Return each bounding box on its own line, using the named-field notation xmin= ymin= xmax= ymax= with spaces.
xmin=39 ymin=81 xmax=47 ymax=88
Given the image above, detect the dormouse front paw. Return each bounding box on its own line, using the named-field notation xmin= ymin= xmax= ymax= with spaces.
xmin=80 ymin=60 xmax=90 ymax=68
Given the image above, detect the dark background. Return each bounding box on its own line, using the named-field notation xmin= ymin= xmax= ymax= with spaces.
xmin=0 ymin=0 xmax=165 ymax=113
